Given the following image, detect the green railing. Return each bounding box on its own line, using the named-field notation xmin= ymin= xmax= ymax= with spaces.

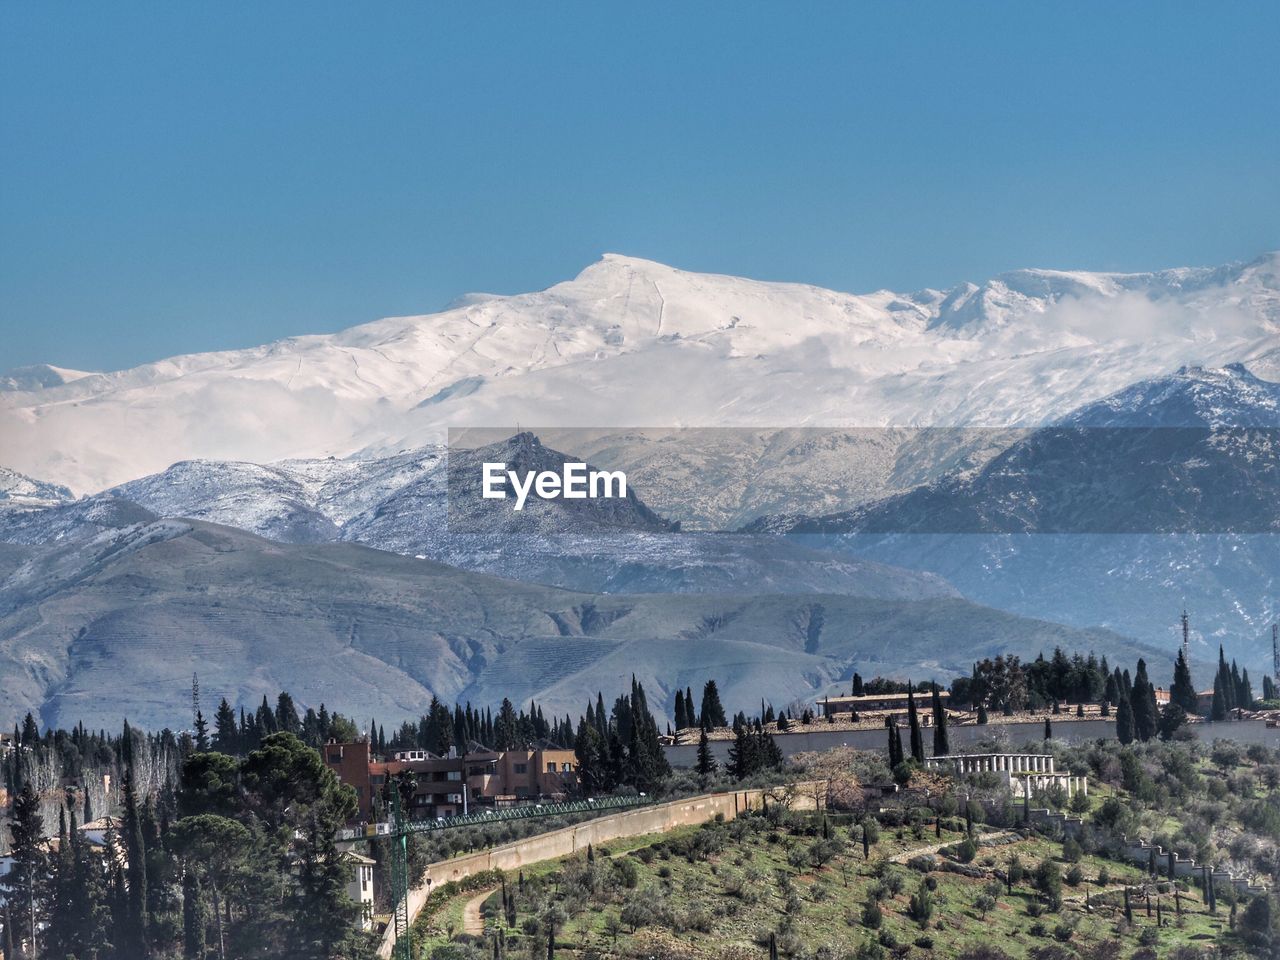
xmin=400 ymin=792 xmax=652 ymax=835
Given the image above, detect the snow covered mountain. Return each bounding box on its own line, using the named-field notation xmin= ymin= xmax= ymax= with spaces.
xmin=749 ymin=365 xmax=1280 ymax=661
xmin=3 ymin=251 xmax=1278 ymax=496
xmin=0 ymin=465 xmax=73 ymax=510
xmin=5 ymin=434 xmax=953 ymax=601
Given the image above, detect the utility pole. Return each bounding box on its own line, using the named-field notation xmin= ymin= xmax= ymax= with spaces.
xmin=1272 ymin=623 xmax=1279 ymax=680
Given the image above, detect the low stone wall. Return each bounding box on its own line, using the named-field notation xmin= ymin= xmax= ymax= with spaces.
xmin=1118 ymin=836 xmax=1266 ymax=896
xmin=377 ymin=783 xmax=824 ymax=958
xmin=984 ymin=800 xmax=1266 ymax=898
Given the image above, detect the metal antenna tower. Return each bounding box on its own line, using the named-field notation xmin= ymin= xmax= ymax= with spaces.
xmin=1272 ymin=623 xmax=1279 ymax=679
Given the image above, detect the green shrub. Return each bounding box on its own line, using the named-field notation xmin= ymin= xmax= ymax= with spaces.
xmin=861 ymin=900 xmax=883 ymax=929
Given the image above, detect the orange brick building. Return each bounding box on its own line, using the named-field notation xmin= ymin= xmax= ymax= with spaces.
xmin=322 ymin=739 xmax=578 ymax=822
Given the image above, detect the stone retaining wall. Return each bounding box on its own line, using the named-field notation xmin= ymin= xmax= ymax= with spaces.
xmin=977 ymin=799 xmax=1265 ymax=898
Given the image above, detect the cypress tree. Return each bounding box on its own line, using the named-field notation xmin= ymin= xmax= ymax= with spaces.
xmin=1211 ymin=670 xmax=1228 ymax=721
xmin=906 ymin=686 xmax=924 ymax=763
xmin=1170 ymin=649 xmax=1198 ymax=714
xmin=887 ymin=718 xmax=904 ymax=767
xmin=931 ymin=682 xmax=950 ymax=756
xmin=1116 ymin=688 xmax=1135 ymax=744
xmin=183 ymin=870 xmax=205 ymax=959
xmin=2 ymin=905 xmax=15 ymax=960
xmin=122 ymin=764 xmax=149 ymax=957
xmin=674 ymin=689 xmax=687 ymax=730
xmin=1217 ymin=646 xmax=1234 ymax=712
xmin=1131 ymin=659 xmax=1158 ymax=742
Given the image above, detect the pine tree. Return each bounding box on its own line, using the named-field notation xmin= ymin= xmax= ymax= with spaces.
xmin=1 ymin=782 xmax=47 ymax=960
xmin=931 ymin=682 xmax=950 ymax=756
xmin=275 ymin=691 xmax=301 ymax=735
xmin=728 ymin=721 xmax=757 ymax=780
xmin=695 ymin=727 xmax=717 ymax=784
xmin=212 ymin=697 xmax=239 ymax=753
xmin=700 ymin=680 xmax=727 ymax=730
xmin=1044 ymin=716 xmax=1052 ymax=740
xmin=193 ymin=709 xmax=210 ymax=753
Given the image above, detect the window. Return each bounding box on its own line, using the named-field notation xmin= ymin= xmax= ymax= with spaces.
xmin=514 ymin=763 xmax=527 ymax=774
xmin=547 ymin=762 xmax=556 ymax=773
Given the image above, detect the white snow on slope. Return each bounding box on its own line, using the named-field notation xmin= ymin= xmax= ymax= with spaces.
xmin=2 ymin=252 xmax=1278 ymax=495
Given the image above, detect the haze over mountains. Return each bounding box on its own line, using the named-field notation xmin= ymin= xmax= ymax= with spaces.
xmin=1 ymin=252 xmax=1278 ymax=727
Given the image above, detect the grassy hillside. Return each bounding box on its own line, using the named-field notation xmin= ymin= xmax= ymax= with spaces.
xmin=406 ymin=737 xmax=1280 ymax=959
xmin=413 ymin=811 xmax=1230 ymax=960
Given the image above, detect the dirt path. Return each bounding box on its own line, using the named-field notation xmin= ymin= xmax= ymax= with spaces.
xmin=888 ymin=830 xmax=1016 ymax=863
xmin=462 ymin=888 xmax=497 ymax=936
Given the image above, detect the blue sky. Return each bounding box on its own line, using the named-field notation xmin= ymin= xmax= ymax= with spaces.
xmin=2 ymin=2 xmax=1278 ymax=372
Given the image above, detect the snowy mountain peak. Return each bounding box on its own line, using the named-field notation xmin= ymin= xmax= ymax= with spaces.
xmin=0 ymin=363 xmax=95 ymax=392
xmin=3 ymin=252 xmax=1278 ymax=494
xmin=0 ymin=465 xmax=74 ymax=509
xmin=1061 ymin=362 xmax=1280 ymax=428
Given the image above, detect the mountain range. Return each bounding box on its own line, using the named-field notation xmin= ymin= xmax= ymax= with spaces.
xmin=3 ymin=252 xmax=1277 ymax=496
xmin=1 ymin=252 xmax=1278 ymax=726
xmin=0 ymin=518 xmax=1161 ymax=730
xmin=751 ymin=364 xmax=1280 ymax=657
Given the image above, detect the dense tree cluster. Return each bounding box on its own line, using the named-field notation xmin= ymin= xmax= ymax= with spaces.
xmin=726 ymin=718 xmax=784 ymax=780
xmin=952 ymin=649 xmax=1114 ymax=712
xmin=573 ymin=678 xmax=672 ymax=794
xmin=1211 ymin=644 xmax=1257 ymax=720
xmin=3 ymin=724 xmax=371 ymax=960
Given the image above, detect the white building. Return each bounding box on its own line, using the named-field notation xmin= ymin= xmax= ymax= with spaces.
xmin=343 ymin=851 xmax=376 ymax=930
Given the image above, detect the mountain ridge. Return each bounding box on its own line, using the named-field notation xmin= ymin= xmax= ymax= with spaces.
xmin=3 ymin=251 xmax=1277 ymax=495
xmin=0 ymin=517 xmax=1166 ymax=730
